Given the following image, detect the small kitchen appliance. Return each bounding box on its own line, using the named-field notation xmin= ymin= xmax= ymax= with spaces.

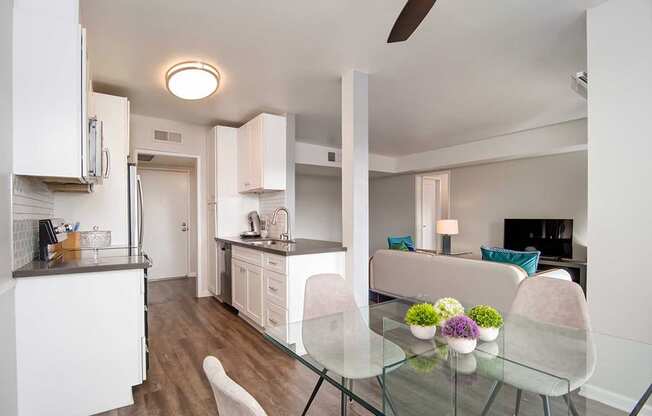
xmin=240 ymin=211 xmax=261 ymax=238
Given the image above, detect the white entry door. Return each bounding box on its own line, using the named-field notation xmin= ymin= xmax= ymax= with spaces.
xmin=420 ymin=177 xmax=440 ymax=250
xmin=139 ymin=169 xmax=189 ymax=280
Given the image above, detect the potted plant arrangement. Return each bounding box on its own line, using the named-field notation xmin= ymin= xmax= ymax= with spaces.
xmin=468 ymin=305 xmax=503 ymax=342
xmin=441 ymin=315 xmax=480 ymax=354
xmin=404 ymin=303 xmax=441 ymax=340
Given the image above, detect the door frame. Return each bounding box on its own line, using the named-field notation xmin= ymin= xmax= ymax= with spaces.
xmin=134 ymin=148 xmax=204 ymax=298
xmin=137 ymin=166 xmax=191 ymax=280
xmin=414 ymin=171 xmax=451 ymax=250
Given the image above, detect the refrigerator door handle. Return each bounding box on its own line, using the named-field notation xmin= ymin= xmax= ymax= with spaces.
xmin=137 ymin=176 xmax=144 ymax=247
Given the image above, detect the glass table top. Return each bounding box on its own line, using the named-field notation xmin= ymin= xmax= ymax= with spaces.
xmin=264 ymin=297 xmax=652 ymax=416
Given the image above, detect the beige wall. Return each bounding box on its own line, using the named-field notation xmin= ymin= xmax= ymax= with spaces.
xmin=369 ymin=152 xmax=588 ymax=260
xmin=295 ymin=174 xmax=342 ymax=242
xmin=451 ymin=151 xmax=587 ymax=259
xmin=369 ymin=174 xmax=416 ymax=255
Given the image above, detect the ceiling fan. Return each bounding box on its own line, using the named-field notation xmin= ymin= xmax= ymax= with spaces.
xmin=387 ymin=0 xmax=437 ymax=43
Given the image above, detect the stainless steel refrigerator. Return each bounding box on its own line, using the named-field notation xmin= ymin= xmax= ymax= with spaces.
xmin=127 ymin=163 xmax=144 ymax=255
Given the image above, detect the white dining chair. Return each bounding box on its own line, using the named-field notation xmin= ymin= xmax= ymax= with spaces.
xmin=479 ymin=276 xmax=595 ymax=416
xmin=301 ymin=273 xmax=405 ymax=416
xmin=203 ymin=356 xmax=268 ymax=416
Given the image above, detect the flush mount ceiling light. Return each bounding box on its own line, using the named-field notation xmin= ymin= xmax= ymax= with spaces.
xmin=166 ymin=61 xmax=220 ymax=100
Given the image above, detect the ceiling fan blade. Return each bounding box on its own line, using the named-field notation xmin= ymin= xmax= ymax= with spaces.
xmin=387 ymin=0 xmax=437 ymax=43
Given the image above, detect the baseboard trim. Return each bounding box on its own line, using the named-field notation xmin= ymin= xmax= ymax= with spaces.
xmin=580 ymin=384 xmax=652 ymax=416
xmin=148 ymin=275 xmax=188 ymax=282
xmin=197 ymin=289 xmax=212 ymax=298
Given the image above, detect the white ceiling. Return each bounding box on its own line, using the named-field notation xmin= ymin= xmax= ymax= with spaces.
xmin=81 ymin=0 xmax=599 ymax=156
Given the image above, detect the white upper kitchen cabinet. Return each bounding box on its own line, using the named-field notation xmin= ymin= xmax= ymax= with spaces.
xmin=237 ymin=113 xmax=286 ymax=193
xmin=13 ymin=0 xmax=89 ymax=180
xmin=54 ymin=93 xmax=131 ymax=244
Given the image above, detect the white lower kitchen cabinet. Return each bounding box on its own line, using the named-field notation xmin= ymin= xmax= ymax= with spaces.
xmin=231 ymin=255 xmax=264 ymax=327
xmin=231 ymin=245 xmax=346 ymax=354
xmin=15 ymin=269 xmax=146 ymax=416
xmin=231 ymin=258 xmax=247 ymax=313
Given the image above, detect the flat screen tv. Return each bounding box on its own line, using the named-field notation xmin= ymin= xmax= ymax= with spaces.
xmin=504 ymin=219 xmax=573 ymax=259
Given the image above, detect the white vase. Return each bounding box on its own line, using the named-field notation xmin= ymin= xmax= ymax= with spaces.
xmin=410 ymin=325 xmax=437 ymax=340
xmin=447 ymin=337 xmax=477 ymax=354
xmin=478 ymin=326 xmax=500 ymax=342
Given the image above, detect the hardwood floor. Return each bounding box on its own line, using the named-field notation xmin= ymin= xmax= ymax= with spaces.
xmin=98 ymin=278 xmax=625 ymax=416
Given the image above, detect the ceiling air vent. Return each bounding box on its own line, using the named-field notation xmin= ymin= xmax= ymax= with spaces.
xmin=153 ymin=129 xmax=183 ymax=144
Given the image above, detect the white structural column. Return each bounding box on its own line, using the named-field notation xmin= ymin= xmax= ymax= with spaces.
xmin=284 ymin=113 xmax=296 ymax=234
xmin=341 ymin=70 xmax=369 ymax=307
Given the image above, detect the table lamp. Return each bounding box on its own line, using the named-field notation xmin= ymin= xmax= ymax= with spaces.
xmin=436 ymin=219 xmax=459 ymax=255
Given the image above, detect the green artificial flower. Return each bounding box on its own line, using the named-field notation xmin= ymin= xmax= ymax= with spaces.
xmin=404 ymin=303 xmax=441 ymax=327
xmin=468 ymin=305 xmax=504 ymax=328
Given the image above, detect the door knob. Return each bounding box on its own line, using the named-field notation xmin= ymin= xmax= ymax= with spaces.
xmin=181 ymin=222 xmax=188 ymax=232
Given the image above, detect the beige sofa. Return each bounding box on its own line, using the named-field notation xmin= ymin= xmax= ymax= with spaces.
xmin=370 ymin=249 xmax=569 ymax=311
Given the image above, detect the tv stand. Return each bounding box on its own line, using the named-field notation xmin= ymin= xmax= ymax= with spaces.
xmin=538 ymin=258 xmax=587 ymax=295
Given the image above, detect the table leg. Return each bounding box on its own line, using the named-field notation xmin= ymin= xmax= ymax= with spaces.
xmin=631 ymin=384 xmax=652 ymax=416
xmin=341 ymin=377 xmax=351 ymax=416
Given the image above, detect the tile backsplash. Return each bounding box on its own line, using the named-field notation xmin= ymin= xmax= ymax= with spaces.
xmin=259 ymin=191 xmax=287 ymax=238
xmin=12 ymin=175 xmax=54 ymax=269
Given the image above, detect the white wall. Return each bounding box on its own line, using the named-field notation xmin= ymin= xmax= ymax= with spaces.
xmin=0 ymin=0 xmax=18 ymax=412
xmin=369 ymin=174 xmax=416 ymax=255
xmin=587 ymin=0 xmax=652 ymax=345
xmin=585 ymin=4 xmax=652 ymax=412
xmin=369 ymin=152 xmax=588 ymax=260
xmin=451 ymin=151 xmax=587 ymax=259
xmin=130 ymin=114 xmax=211 ymax=295
xmin=295 ymin=174 xmax=342 ymax=242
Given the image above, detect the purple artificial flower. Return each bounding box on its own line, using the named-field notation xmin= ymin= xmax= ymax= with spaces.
xmin=441 ymin=315 xmax=480 ymax=339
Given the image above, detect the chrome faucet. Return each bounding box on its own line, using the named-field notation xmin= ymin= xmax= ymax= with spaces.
xmin=271 ymin=207 xmax=293 ymax=243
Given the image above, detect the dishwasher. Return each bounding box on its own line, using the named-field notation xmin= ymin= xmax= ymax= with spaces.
xmin=218 ymin=242 xmax=232 ymax=306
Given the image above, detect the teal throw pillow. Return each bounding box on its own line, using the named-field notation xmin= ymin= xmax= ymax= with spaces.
xmin=481 ymin=245 xmax=540 ymax=276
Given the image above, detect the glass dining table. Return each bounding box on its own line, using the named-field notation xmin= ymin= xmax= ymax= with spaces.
xmin=264 ymin=297 xmax=652 ymax=416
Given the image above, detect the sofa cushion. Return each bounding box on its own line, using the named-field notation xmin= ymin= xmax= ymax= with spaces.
xmin=481 ymin=246 xmax=540 ymax=276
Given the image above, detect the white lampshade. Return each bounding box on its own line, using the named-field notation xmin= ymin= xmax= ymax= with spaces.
xmin=436 ymin=219 xmax=459 ymax=235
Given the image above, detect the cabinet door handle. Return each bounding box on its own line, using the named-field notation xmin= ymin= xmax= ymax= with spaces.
xmin=268 ymin=286 xmax=278 ymax=292
xmin=268 ymin=261 xmax=277 ymax=266
xmin=268 ymin=317 xmax=278 ymax=325
xmin=102 ymin=148 xmax=111 ymax=178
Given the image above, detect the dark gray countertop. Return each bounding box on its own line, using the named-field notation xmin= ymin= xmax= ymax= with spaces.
xmin=13 ymin=247 xmax=151 ymax=278
xmin=216 ymin=236 xmax=346 ymax=256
